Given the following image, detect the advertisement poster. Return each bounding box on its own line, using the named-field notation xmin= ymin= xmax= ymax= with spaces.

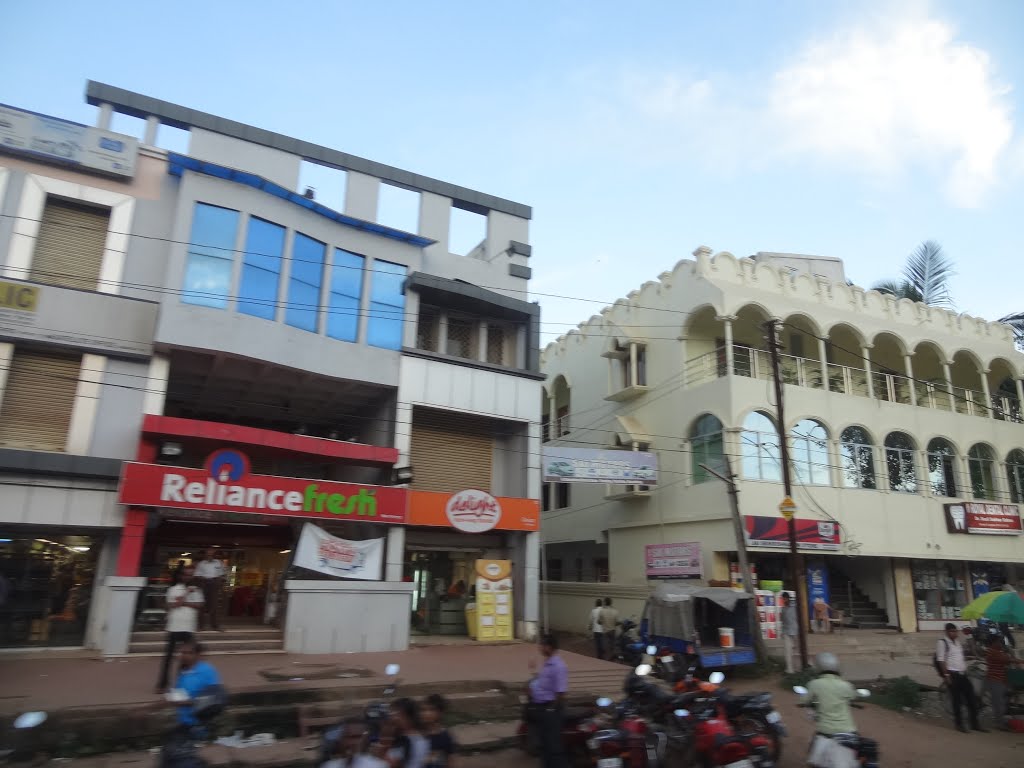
xmin=645 ymin=542 xmax=702 ymax=579
xmin=744 ymin=516 xmax=841 ymax=551
xmin=293 ymin=522 xmax=383 ymax=581
xmin=730 ymin=562 xmax=758 ymax=590
xmin=542 ymin=446 xmax=658 ymax=485
xmin=806 ymin=562 xmax=830 ymax=620
xmin=474 ymin=559 xmax=513 ymax=641
xmin=944 ymin=503 xmax=1023 ymax=536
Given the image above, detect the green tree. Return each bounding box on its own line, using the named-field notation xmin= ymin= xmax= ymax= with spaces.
xmin=872 ymin=240 xmax=955 ymax=308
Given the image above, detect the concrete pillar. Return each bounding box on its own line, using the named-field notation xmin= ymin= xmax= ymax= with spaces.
xmin=818 ymin=337 xmax=830 ymax=390
xmin=102 ymin=576 xmax=148 ymax=655
xmin=143 ymin=354 xmax=170 ymax=416
xmin=1016 ymin=378 xmax=1024 ymax=408
xmin=344 ymin=172 xmax=381 ymax=222
xmin=516 ymin=325 xmax=527 ymax=369
xmin=891 ymin=559 xmax=918 ymax=633
xmin=980 ymin=369 xmax=993 ymax=418
xmin=629 ymin=342 xmax=638 ymax=387
xmin=478 ymin=320 xmax=488 ymax=362
xmin=720 ymin=316 xmax=734 ymax=376
xmin=679 ymin=335 xmax=688 ymax=388
xmin=862 ymin=345 xmax=874 ymax=399
xmin=522 ymin=531 xmax=540 ymax=640
xmin=385 ymin=526 xmax=405 ymax=581
xmin=143 ymin=116 xmax=160 ymax=146
xmin=904 ymin=354 xmax=917 ymax=406
xmin=418 ymin=192 xmax=452 ymax=254
xmin=356 ymin=257 xmax=374 ymax=345
xmin=97 ymin=103 xmax=113 ymax=130
xmin=438 ymin=311 xmax=449 ymax=356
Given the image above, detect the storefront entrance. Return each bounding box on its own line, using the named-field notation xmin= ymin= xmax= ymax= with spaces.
xmin=406 ymin=549 xmax=480 ymax=636
xmin=0 ymin=529 xmax=101 ymax=648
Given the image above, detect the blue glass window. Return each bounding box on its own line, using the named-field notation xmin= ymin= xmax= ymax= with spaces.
xmin=182 ymin=203 xmax=239 ymax=308
xmin=366 ymin=260 xmax=407 ymax=350
xmin=327 ymin=249 xmax=365 ymax=342
xmin=286 ymin=233 xmax=326 ymax=332
xmin=238 ymin=217 xmax=286 ymax=320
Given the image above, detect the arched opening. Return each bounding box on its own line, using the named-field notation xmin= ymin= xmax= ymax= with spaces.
xmin=541 ymin=386 xmax=550 ymax=442
xmin=690 ymin=413 xmax=725 ymax=484
xmin=730 ymin=304 xmax=774 ymax=380
xmin=839 ymin=426 xmax=876 ymax=489
xmin=968 ymin=443 xmax=997 ymax=500
xmin=740 ymin=411 xmax=781 ymax=482
xmin=871 ymin=332 xmax=911 ymax=404
xmin=551 ymin=375 xmax=571 ymax=438
xmin=825 ymin=323 xmax=869 ymax=396
xmin=950 ymin=350 xmax=986 ymax=417
xmin=781 ymin=315 xmax=825 ymax=388
xmin=1006 ymin=449 xmax=1024 ymax=504
xmin=884 ymin=432 xmax=918 ymax=493
xmin=684 ymin=306 xmax=723 ymax=384
xmin=912 ymin=341 xmax=952 ymax=411
xmin=791 ymin=418 xmax=830 ymax=485
xmin=988 ymin=358 xmax=1021 ymax=422
xmin=927 ymin=438 xmax=958 ymax=497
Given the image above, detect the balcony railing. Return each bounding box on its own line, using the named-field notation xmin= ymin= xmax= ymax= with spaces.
xmin=686 ymin=345 xmax=1022 ymax=423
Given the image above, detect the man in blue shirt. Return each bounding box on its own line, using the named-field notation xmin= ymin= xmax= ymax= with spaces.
xmin=173 ymin=638 xmax=221 ymax=727
xmin=528 ymin=633 xmax=568 ymax=768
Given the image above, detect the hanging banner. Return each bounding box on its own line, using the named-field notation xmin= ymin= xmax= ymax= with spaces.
xmin=474 ymin=560 xmax=514 ymax=641
xmin=293 ymin=522 xmax=383 ymax=581
xmin=744 ymin=516 xmax=841 ymax=551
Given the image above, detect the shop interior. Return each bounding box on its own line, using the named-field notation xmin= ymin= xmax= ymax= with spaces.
xmin=406 ymin=549 xmax=480 ymax=636
xmin=0 ymin=530 xmax=101 ymax=648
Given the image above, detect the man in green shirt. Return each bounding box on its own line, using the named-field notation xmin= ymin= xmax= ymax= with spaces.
xmin=801 ymin=652 xmax=858 ymax=736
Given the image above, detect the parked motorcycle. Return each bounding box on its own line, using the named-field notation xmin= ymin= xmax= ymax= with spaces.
xmin=318 ymin=663 xmax=400 ymax=764
xmin=614 ymin=620 xmax=648 ymax=667
xmin=793 ymin=684 xmax=879 ymax=768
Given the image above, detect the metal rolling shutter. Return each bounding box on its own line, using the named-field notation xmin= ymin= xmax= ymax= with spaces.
xmin=410 ymin=410 xmax=494 ymax=494
xmin=30 ymin=198 xmax=110 ymax=290
xmin=0 ymin=349 xmax=82 ymax=451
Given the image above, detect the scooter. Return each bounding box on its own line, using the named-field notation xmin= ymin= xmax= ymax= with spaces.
xmin=792 ymin=684 xmax=879 ymax=768
xmin=614 ymin=621 xmax=648 ymax=667
xmin=319 ymin=663 xmax=400 ymax=764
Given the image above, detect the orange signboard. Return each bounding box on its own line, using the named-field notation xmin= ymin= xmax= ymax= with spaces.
xmin=408 ymin=490 xmax=540 ymax=532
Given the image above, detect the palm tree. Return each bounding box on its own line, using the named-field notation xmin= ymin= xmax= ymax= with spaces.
xmin=872 ymin=240 xmax=956 ymax=308
xmin=999 ymin=312 xmax=1024 ymax=351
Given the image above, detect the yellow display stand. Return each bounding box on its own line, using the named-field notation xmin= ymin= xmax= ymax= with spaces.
xmin=474 ymin=559 xmax=514 ymax=641
xmin=465 ymin=603 xmax=478 ymax=639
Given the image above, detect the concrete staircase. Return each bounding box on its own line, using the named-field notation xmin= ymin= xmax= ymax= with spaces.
xmin=828 ymin=579 xmax=889 ymax=630
xmin=128 ymin=626 xmax=284 ymax=656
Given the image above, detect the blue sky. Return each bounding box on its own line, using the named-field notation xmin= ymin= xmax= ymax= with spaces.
xmin=3 ymin=0 xmax=1023 ymax=343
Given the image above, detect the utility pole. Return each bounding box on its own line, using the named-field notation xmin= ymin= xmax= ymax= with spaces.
xmin=700 ymin=456 xmax=768 ymax=663
xmin=765 ymin=319 xmax=810 ymax=669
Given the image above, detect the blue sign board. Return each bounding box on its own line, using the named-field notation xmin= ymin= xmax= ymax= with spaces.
xmin=807 ymin=562 xmax=830 ymax=620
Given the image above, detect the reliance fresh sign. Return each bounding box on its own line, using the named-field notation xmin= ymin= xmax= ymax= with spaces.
xmin=119 ymin=449 xmax=406 ymax=524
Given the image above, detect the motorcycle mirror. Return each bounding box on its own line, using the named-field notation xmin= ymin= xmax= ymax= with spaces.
xmin=385 ymin=664 xmax=400 ymax=677
xmin=709 ymin=672 xmax=725 ymax=685
xmin=635 ymin=664 xmax=653 ymax=677
xmin=596 ymin=697 xmax=612 ymax=708
xmin=14 ymin=712 xmax=47 ymax=730
xmin=856 ymin=689 xmax=871 ymax=698
xmin=673 ymin=709 xmax=690 ymax=718
xmin=792 ymin=685 xmax=809 ymax=696
xmin=646 ymin=645 xmax=657 ymax=655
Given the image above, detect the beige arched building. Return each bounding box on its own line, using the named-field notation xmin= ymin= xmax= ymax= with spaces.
xmin=541 ymin=249 xmax=1024 ymax=633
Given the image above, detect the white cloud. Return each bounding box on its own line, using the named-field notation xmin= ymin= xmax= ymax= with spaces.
xmin=768 ymin=13 xmax=1015 ymax=207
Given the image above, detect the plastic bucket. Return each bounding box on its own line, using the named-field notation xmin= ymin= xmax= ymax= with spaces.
xmin=718 ymin=627 xmax=735 ymax=648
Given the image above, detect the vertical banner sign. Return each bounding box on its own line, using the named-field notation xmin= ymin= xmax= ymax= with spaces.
xmin=474 ymin=559 xmax=514 ymax=641
xmin=806 ymin=562 xmax=830 ymax=621
xmin=293 ymin=522 xmax=383 ymax=581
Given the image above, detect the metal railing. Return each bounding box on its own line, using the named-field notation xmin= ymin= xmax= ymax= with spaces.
xmin=685 ymin=344 xmax=1022 ymax=422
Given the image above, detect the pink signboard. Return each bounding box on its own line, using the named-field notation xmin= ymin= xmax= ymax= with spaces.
xmin=645 ymin=542 xmax=703 ymax=579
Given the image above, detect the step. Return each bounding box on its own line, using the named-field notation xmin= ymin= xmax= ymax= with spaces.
xmin=129 ymin=638 xmax=284 ymax=654
xmin=131 ymin=628 xmax=282 ymax=643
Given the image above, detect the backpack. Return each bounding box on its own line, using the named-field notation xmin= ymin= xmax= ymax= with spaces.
xmin=932 ymin=639 xmax=949 ymax=677
xmin=191 ymin=684 xmax=228 ymax=722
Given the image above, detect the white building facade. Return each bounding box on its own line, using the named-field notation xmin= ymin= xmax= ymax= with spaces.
xmin=541 ymin=248 xmax=1024 ymax=633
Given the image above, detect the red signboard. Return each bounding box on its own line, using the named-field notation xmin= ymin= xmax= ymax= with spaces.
xmin=119 ymin=448 xmax=407 ymax=524
xmin=744 ymin=515 xmax=841 ymax=551
xmin=944 ymin=503 xmax=1023 ymax=536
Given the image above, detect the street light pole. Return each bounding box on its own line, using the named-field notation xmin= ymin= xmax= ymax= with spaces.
xmin=700 ymin=456 xmax=768 ymax=663
xmin=765 ymin=319 xmax=810 ymax=669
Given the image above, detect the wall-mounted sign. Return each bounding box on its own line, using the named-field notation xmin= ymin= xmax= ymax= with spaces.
xmin=944 ymin=503 xmax=1023 ymax=536
xmin=445 ymin=489 xmax=501 ymax=533
xmin=0 ymin=104 xmax=138 ymax=178
xmin=293 ymin=522 xmax=383 ymax=581
xmin=744 ymin=515 xmax=841 ymax=551
xmin=0 ymin=281 xmax=39 ymax=313
xmin=119 ymin=450 xmax=407 ymax=524
xmin=542 ymin=446 xmax=658 ymax=485
xmin=645 ymin=542 xmax=702 ymax=579
xmin=408 ymin=490 xmax=539 ymax=532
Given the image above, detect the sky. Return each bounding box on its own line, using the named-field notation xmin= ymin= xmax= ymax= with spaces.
xmin=3 ymin=0 xmax=1024 ymax=346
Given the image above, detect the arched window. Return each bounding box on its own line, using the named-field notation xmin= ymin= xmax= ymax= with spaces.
xmin=884 ymin=432 xmax=918 ymax=493
xmin=741 ymin=411 xmax=781 ymax=482
xmin=968 ymin=444 xmax=997 ymax=500
xmin=927 ymin=438 xmax=958 ymax=497
xmin=839 ymin=426 xmax=875 ymax=489
xmin=791 ymin=419 xmax=830 ymax=485
xmin=1007 ymin=450 xmax=1024 ymax=504
xmin=690 ymin=414 xmax=725 ymax=484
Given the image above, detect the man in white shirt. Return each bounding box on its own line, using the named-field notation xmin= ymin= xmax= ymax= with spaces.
xmin=588 ymin=599 xmax=605 ymax=659
xmin=156 ymin=565 xmax=204 ymax=693
xmin=936 ymin=622 xmax=984 ymax=733
xmin=194 ymin=549 xmax=226 ymax=631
